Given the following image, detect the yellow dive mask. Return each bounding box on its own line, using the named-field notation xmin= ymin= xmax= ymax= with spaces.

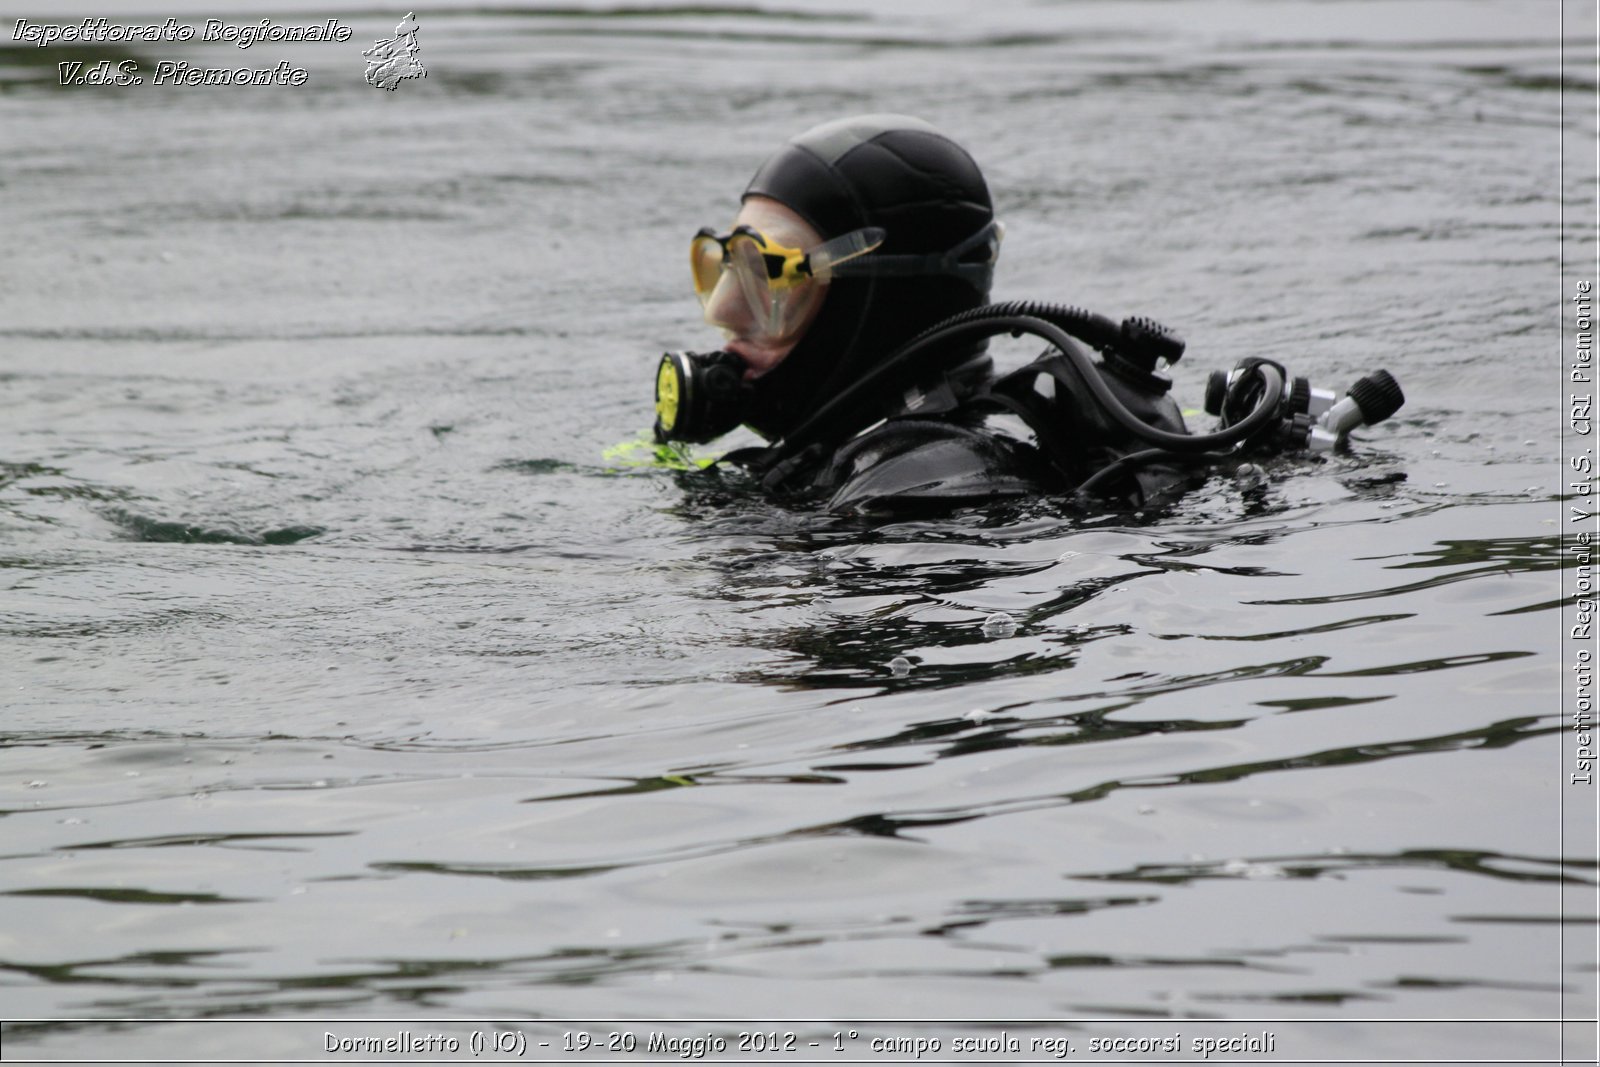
xmin=690 ymin=225 xmax=885 ymax=344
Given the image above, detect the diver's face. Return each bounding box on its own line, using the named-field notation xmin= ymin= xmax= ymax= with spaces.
xmin=702 ymin=196 xmax=828 ymax=381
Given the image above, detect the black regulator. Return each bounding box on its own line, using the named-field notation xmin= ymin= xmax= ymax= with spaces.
xmin=654 ymin=349 xmax=752 ymax=445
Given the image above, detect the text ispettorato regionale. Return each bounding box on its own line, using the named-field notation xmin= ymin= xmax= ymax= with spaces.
xmin=12 ymin=17 xmax=353 ymax=49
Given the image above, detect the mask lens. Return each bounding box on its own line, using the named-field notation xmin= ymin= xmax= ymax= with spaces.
xmin=769 ymin=281 xmax=821 ymax=343
xmin=689 ymin=234 xmax=723 ymax=302
xmin=726 ymin=234 xmax=776 ymax=329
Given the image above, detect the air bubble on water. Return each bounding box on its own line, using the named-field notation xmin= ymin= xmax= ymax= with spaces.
xmin=888 ymin=656 xmax=912 ymax=677
xmin=963 ymin=708 xmax=994 ymax=722
xmin=24 ymin=780 xmax=46 ymax=789
xmin=1233 ymin=464 xmax=1267 ymax=490
xmin=1057 ymin=551 xmax=1078 ymax=562
xmin=59 ymin=817 xmax=85 ymax=825
xmin=981 ymin=612 xmax=1016 ymax=638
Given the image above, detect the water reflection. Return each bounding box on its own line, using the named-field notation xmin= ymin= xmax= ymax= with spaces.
xmin=1258 ymin=534 xmax=1573 ymax=606
xmin=0 ymin=0 xmax=1585 ymax=1047
xmin=1078 ymin=848 xmax=1589 ymax=887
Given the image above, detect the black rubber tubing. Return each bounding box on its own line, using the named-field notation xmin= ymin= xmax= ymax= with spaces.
xmin=773 ymin=308 xmax=1284 ymax=458
xmin=1072 ymin=447 xmax=1239 ymax=498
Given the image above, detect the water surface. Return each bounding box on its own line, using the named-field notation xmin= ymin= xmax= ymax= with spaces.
xmin=0 ymin=0 xmax=1594 ymax=1060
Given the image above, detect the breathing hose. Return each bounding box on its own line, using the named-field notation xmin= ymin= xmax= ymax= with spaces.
xmin=769 ymin=301 xmax=1285 ymax=462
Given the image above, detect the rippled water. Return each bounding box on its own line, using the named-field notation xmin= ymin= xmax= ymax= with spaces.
xmin=2 ymin=0 xmax=1595 ymax=1060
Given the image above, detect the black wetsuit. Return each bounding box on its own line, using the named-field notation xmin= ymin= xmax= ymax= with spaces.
xmin=815 ymin=415 xmax=1051 ymax=513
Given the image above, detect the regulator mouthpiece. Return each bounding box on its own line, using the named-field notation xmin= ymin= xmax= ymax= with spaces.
xmin=1309 ymin=370 xmax=1405 ymax=452
xmin=653 ymin=350 xmax=751 ymax=444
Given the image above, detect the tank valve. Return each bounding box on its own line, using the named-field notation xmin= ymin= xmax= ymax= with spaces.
xmin=1307 ymin=370 xmax=1405 ymax=452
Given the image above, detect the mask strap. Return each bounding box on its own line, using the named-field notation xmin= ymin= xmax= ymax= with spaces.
xmin=827 ymin=220 xmax=1003 ymax=288
xmin=805 ymin=227 xmax=887 ymax=279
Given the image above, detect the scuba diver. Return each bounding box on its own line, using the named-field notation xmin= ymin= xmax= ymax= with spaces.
xmin=651 ymin=114 xmax=1404 ymax=515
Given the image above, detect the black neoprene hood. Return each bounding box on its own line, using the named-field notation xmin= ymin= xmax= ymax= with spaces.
xmin=735 ymin=114 xmax=997 ymax=440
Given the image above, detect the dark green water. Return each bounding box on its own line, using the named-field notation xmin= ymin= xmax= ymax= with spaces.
xmin=0 ymin=1 xmax=1595 ymax=1061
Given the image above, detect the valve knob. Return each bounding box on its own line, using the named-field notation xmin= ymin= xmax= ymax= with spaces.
xmin=1121 ymin=316 xmax=1186 ymax=366
xmin=1347 ymin=370 xmax=1405 ymax=425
